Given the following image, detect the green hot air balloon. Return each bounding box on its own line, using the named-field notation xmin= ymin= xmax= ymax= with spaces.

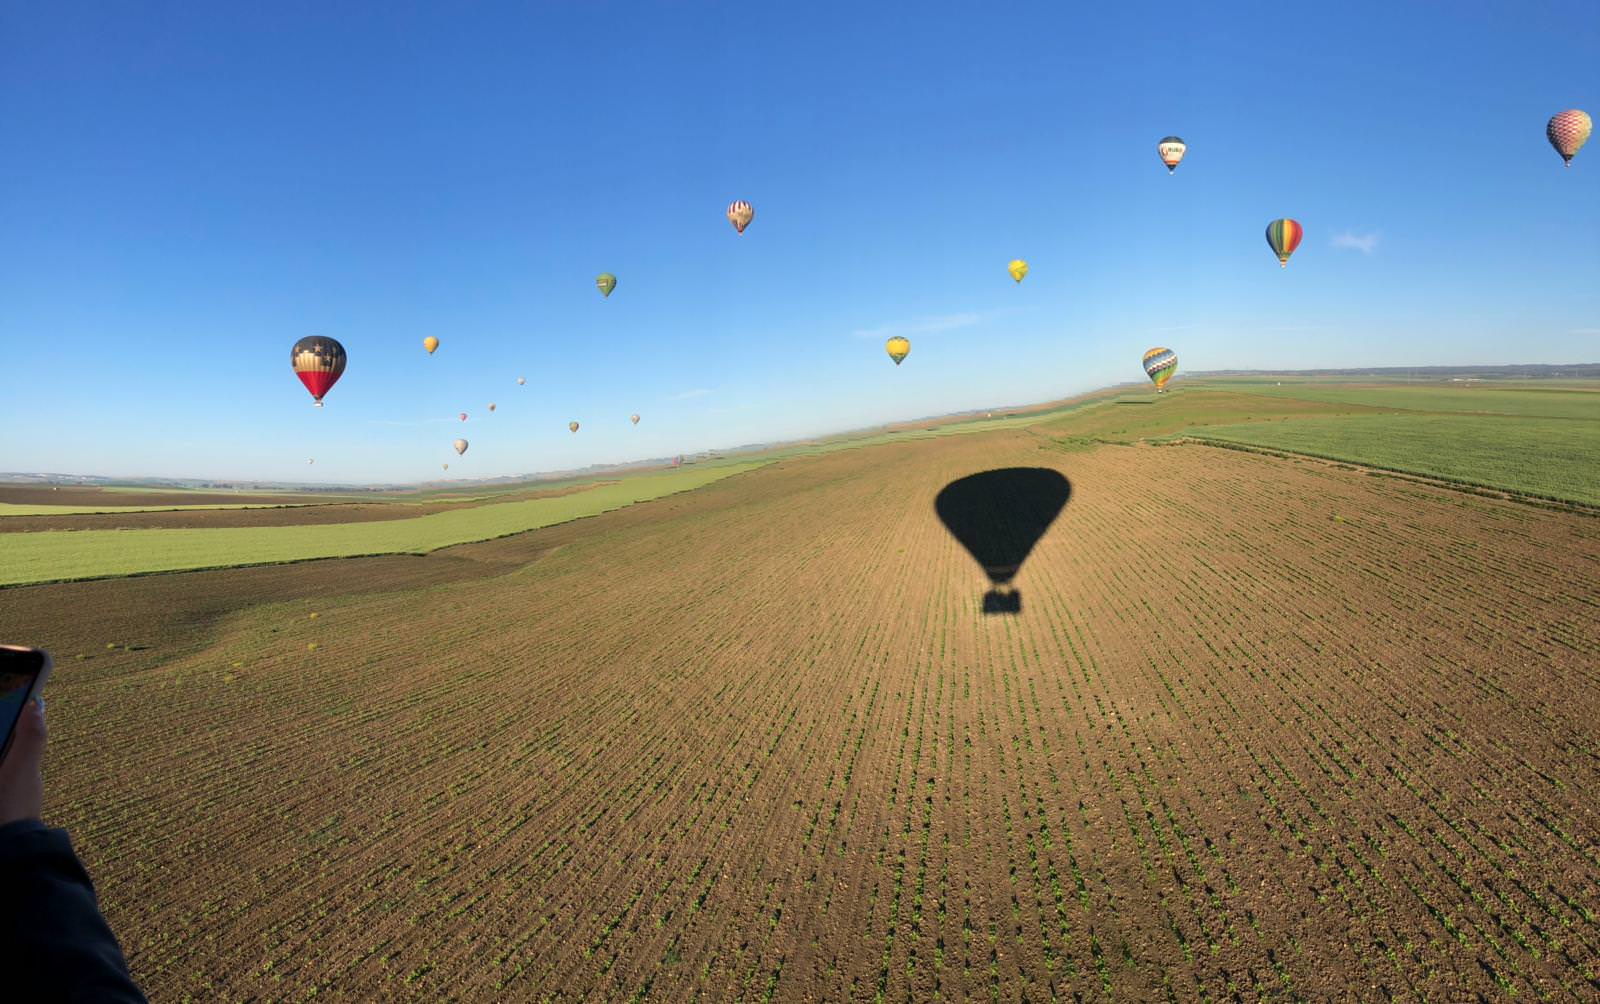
xmin=596 ymin=273 xmax=617 ymax=298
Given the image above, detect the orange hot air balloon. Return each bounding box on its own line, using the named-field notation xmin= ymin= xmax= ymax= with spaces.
xmin=291 ymin=336 xmax=347 ymax=407
xmin=1548 ymin=110 xmax=1592 ymax=166
xmin=423 ymin=336 xmax=439 ymax=354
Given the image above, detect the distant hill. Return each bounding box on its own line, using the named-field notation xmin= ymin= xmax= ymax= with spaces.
xmin=1190 ymin=363 xmax=1600 ymax=380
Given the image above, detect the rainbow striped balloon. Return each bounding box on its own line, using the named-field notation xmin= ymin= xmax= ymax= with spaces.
xmin=1547 ymin=110 xmax=1592 ymax=166
xmin=1265 ymin=219 xmax=1304 ymax=268
xmin=1142 ymin=347 xmax=1178 ymax=392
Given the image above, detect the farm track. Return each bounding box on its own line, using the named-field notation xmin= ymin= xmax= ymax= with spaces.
xmin=14 ymin=431 xmax=1600 ymax=1001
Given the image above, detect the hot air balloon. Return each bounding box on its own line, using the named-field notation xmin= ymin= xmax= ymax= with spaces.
xmin=453 ymin=439 xmax=468 ymax=456
xmin=1265 ymin=219 xmax=1303 ymax=268
xmin=423 ymin=336 xmax=439 ymax=355
xmin=1548 ymin=110 xmax=1592 ymax=166
xmin=1142 ymin=347 xmax=1178 ymax=392
xmin=1008 ymin=260 xmax=1029 ymax=283
xmin=517 ymin=376 xmax=526 ymax=386
xmin=886 ymin=336 xmax=911 ymax=365
xmin=596 ymin=273 xmax=617 ymax=297
xmin=1157 ymin=136 xmax=1187 ymax=173
xmin=727 ymin=200 xmax=754 ymax=234
xmin=291 ymin=336 xmax=347 ymax=407
xmin=442 ymin=463 xmax=449 ymax=471
xmin=569 ymin=421 xmax=580 ymax=433
xmin=630 ymin=413 xmax=640 ymax=425
xmin=307 ymin=458 xmax=315 ymax=465
xmin=488 ymin=403 xmax=496 ymax=413
xmin=459 ymin=412 xmax=468 ymax=422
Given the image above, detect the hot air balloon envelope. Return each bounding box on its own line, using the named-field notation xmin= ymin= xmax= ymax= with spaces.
xmin=1008 ymin=260 xmax=1029 ymax=283
xmin=1158 ymin=136 xmax=1187 ymax=173
xmin=569 ymin=421 xmax=580 ymax=433
xmin=459 ymin=412 xmax=468 ymax=422
xmin=488 ymin=403 xmax=496 ymax=412
xmin=630 ymin=413 xmax=640 ymax=425
xmin=886 ymin=336 xmax=911 ymax=365
xmin=292 ymin=336 xmax=347 ymax=406
xmin=423 ymin=336 xmax=439 ymax=354
xmin=727 ymin=200 xmax=754 ymax=234
xmin=517 ymin=376 xmax=526 ymax=386
xmin=1548 ymin=110 xmax=1593 ymax=165
xmin=596 ymin=273 xmax=617 ymax=297
xmin=453 ymin=439 xmax=468 ymax=456
xmin=935 ymin=468 xmax=1071 ymax=614
xmin=1142 ymin=347 xmax=1178 ymax=392
xmin=1265 ymin=219 xmax=1304 ymax=268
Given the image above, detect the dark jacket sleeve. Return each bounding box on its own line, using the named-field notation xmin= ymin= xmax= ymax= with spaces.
xmin=0 ymin=819 xmax=147 ymax=1004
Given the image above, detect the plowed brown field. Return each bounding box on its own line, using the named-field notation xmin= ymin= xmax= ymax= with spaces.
xmin=14 ymin=430 xmax=1600 ymax=1001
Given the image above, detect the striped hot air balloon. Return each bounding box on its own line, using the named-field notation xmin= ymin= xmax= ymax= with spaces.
xmin=1265 ymin=219 xmax=1304 ymax=268
xmin=1142 ymin=347 xmax=1178 ymax=392
xmin=1547 ymin=110 xmax=1592 ymax=166
xmin=727 ymin=200 xmax=754 ymax=234
xmin=1157 ymin=136 xmax=1187 ymax=173
xmin=291 ymin=336 xmax=347 ymax=407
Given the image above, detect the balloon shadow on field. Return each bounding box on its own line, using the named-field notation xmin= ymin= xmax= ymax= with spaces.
xmin=935 ymin=468 xmax=1072 ymax=615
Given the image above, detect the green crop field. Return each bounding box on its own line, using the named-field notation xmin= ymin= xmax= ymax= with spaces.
xmin=0 ymin=462 xmax=766 ymax=586
xmin=1201 ymin=381 xmax=1600 ymax=419
xmin=0 ymin=502 xmax=321 ymax=517
xmin=1187 ymin=413 xmax=1600 ymax=504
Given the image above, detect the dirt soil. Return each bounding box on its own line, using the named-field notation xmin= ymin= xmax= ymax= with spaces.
xmin=13 ymin=431 xmax=1599 ymax=1002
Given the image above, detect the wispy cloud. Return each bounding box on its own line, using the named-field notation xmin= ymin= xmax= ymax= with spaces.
xmin=671 ymin=388 xmax=713 ymax=401
xmin=1331 ymin=230 xmax=1381 ymax=254
xmin=852 ymin=311 xmax=984 ymax=340
xmin=1570 ymin=327 xmax=1600 ymax=336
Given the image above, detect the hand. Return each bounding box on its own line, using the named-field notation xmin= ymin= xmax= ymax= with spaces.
xmin=0 ymin=698 xmax=46 ymax=826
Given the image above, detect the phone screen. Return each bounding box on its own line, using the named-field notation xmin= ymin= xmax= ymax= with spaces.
xmin=0 ymin=648 xmax=46 ymax=764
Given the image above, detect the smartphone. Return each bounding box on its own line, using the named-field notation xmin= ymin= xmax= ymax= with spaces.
xmin=0 ymin=646 xmax=52 ymax=766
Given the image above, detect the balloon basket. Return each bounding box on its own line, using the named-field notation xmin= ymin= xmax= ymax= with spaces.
xmin=982 ymin=589 xmax=1021 ymax=615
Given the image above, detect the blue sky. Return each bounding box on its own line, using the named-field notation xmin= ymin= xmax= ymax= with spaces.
xmin=2 ymin=1 xmax=1596 ymax=483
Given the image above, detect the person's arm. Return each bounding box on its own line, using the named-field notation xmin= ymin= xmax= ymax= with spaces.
xmin=0 ymin=700 xmax=147 ymax=1004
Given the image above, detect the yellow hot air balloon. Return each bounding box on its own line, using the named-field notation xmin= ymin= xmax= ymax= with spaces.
xmin=569 ymin=421 xmax=580 ymax=433
xmin=423 ymin=336 xmax=439 ymax=355
xmin=886 ymin=337 xmax=910 ymax=365
xmin=630 ymin=413 xmax=640 ymax=425
xmin=1008 ymin=259 xmax=1029 ymax=283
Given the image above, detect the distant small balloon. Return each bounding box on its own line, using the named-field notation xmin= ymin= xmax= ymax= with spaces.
xmin=517 ymin=376 xmax=526 ymax=386
xmin=453 ymin=439 xmax=468 ymax=456
xmin=442 ymin=463 xmax=449 ymax=471
xmin=1548 ymin=110 xmax=1592 ymax=166
xmin=459 ymin=412 xmax=468 ymax=422
xmin=307 ymin=458 xmax=315 ymax=465
xmin=1265 ymin=219 xmax=1304 ymax=268
xmin=488 ymin=403 xmax=496 ymax=412
xmin=596 ymin=273 xmax=617 ymax=297
xmin=727 ymin=200 xmax=754 ymax=234
xmin=886 ymin=336 xmax=911 ymax=366
xmin=1008 ymin=259 xmax=1029 ymax=283
xmin=291 ymin=336 xmax=347 ymax=407
xmin=1157 ymin=136 xmax=1187 ymax=173
xmin=569 ymin=421 xmax=580 ymax=433
xmin=1143 ymin=346 xmax=1178 ymax=392
xmin=423 ymin=336 xmax=439 ymax=355
xmin=631 ymin=413 xmax=640 ymax=425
